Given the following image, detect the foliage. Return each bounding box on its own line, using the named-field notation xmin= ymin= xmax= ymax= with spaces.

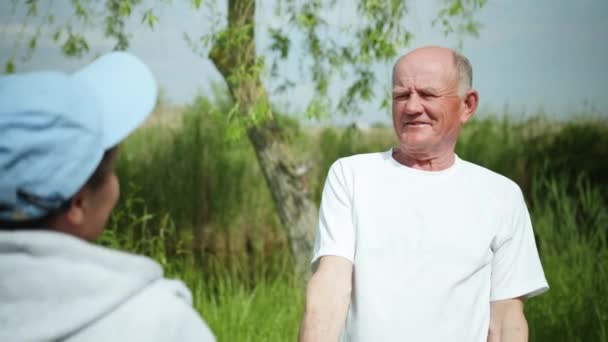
xmin=4 ymin=0 xmax=485 ymax=128
xmin=434 ymin=0 xmax=486 ymax=39
xmin=115 ymin=95 xmax=284 ymax=256
xmin=525 ymin=120 xmax=608 ymax=199
xmin=525 ymin=176 xmax=608 ymax=342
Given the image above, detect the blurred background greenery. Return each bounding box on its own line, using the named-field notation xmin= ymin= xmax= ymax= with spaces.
xmin=99 ymin=95 xmax=608 ymax=341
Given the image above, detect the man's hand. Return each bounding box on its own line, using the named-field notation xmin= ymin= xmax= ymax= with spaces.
xmin=299 ymin=256 xmax=353 ymax=342
xmin=488 ymin=297 xmax=528 ymax=342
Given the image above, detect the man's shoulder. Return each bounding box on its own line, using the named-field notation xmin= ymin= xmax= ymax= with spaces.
xmin=459 ymin=158 xmax=522 ymax=195
xmin=332 ymin=150 xmax=389 ymax=171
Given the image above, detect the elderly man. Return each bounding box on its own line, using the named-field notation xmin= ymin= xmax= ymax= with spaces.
xmin=299 ymin=46 xmax=548 ymax=342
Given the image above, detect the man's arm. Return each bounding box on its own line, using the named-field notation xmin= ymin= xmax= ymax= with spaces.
xmin=487 ymin=298 xmax=528 ymax=342
xmin=299 ymin=256 xmax=353 ymax=342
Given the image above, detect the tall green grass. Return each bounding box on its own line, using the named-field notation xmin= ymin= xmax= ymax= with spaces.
xmin=100 ymin=97 xmax=608 ymax=341
xmin=525 ymin=176 xmax=608 ymax=341
xmin=115 ymin=96 xmax=284 ymax=259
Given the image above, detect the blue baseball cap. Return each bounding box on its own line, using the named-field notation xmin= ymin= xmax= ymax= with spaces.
xmin=0 ymin=52 xmax=157 ymax=222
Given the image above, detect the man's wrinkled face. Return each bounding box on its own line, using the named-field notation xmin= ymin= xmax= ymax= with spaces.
xmin=392 ymin=49 xmax=467 ymax=156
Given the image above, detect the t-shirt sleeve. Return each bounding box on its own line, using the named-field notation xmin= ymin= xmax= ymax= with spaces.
xmin=490 ymin=187 xmax=549 ymax=301
xmin=311 ymin=160 xmax=356 ymax=267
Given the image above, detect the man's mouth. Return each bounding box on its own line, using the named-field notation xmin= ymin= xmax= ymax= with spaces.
xmin=405 ymin=122 xmax=430 ymax=126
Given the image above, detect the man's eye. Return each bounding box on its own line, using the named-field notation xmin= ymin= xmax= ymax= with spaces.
xmin=420 ymin=93 xmax=437 ymax=99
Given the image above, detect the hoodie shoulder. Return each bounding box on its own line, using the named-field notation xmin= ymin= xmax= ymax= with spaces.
xmin=68 ymin=278 xmax=215 ymax=342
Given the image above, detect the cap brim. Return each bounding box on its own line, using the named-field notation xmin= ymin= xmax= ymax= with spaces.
xmin=72 ymin=52 xmax=157 ymax=149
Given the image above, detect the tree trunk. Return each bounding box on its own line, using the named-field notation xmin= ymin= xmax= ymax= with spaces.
xmin=209 ymin=0 xmax=316 ymax=278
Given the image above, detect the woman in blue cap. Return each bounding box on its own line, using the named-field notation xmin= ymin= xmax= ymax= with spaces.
xmin=0 ymin=52 xmax=215 ymax=341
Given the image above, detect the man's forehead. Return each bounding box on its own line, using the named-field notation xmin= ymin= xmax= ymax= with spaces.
xmin=392 ymin=59 xmax=456 ymax=88
xmin=392 ymin=72 xmax=449 ymax=89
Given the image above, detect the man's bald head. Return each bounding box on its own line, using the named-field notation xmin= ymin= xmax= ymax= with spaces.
xmin=393 ymin=46 xmax=473 ymax=97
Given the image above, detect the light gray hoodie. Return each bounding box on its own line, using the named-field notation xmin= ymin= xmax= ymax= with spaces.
xmin=0 ymin=230 xmax=215 ymax=342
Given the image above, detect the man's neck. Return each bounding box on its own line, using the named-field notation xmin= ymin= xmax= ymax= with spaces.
xmin=392 ymin=148 xmax=456 ymax=171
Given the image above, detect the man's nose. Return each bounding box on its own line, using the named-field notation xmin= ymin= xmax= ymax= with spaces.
xmin=404 ymin=94 xmax=423 ymax=115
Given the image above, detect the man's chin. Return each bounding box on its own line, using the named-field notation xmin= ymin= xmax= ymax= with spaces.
xmin=397 ymin=136 xmax=437 ymax=154
xmin=398 ymin=132 xmax=432 ymax=146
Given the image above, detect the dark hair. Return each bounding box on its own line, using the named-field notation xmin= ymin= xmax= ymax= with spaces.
xmin=0 ymin=147 xmax=119 ymax=229
xmin=85 ymin=147 xmax=119 ymax=190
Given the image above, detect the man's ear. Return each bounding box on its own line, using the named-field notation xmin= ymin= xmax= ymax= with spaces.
xmin=51 ymin=187 xmax=91 ymax=238
xmin=460 ymin=89 xmax=479 ymax=124
xmin=63 ymin=190 xmax=87 ymax=226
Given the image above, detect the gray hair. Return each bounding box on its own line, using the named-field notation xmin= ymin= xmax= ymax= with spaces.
xmin=452 ymin=50 xmax=473 ymax=96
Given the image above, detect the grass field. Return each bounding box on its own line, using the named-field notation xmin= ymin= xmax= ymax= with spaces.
xmin=99 ymin=96 xmax=608 ymax=341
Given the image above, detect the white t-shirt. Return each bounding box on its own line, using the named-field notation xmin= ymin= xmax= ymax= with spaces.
xmin=312 ymin=149 xmax=549 ymax=342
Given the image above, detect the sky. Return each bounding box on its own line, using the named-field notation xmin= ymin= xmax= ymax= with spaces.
xmin=1 ymin=0 xmax=607 ymax=125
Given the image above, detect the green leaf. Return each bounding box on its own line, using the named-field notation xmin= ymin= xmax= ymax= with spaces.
xmin=25 ymin=0 xmax=38 ymax=16
xmin=142 ymin=9 xmax=158 ymax=28
xmin=52 ymin=29 xmax=62 ymax=42
xmin=119 ymin=1 xmax=132 ymax=16
xmin=28 ymin=36 xmax=37 ymax=50
xmin=4 ymin=59 xmax=15 ymax=74
xmin=61 ymin=32 xmax=89 ymax=57
xmin=449 ymin=0 xmax=463 ymax=16
xmin=305 ymin=97 xmax=329 ymax=120
xmin=465 ymin=21 xmax=480 ymax=36
xmin=268 ymin=28 xmax=290 ymax=58
xmin=73 ymin=1 xmax=86 ymax=18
